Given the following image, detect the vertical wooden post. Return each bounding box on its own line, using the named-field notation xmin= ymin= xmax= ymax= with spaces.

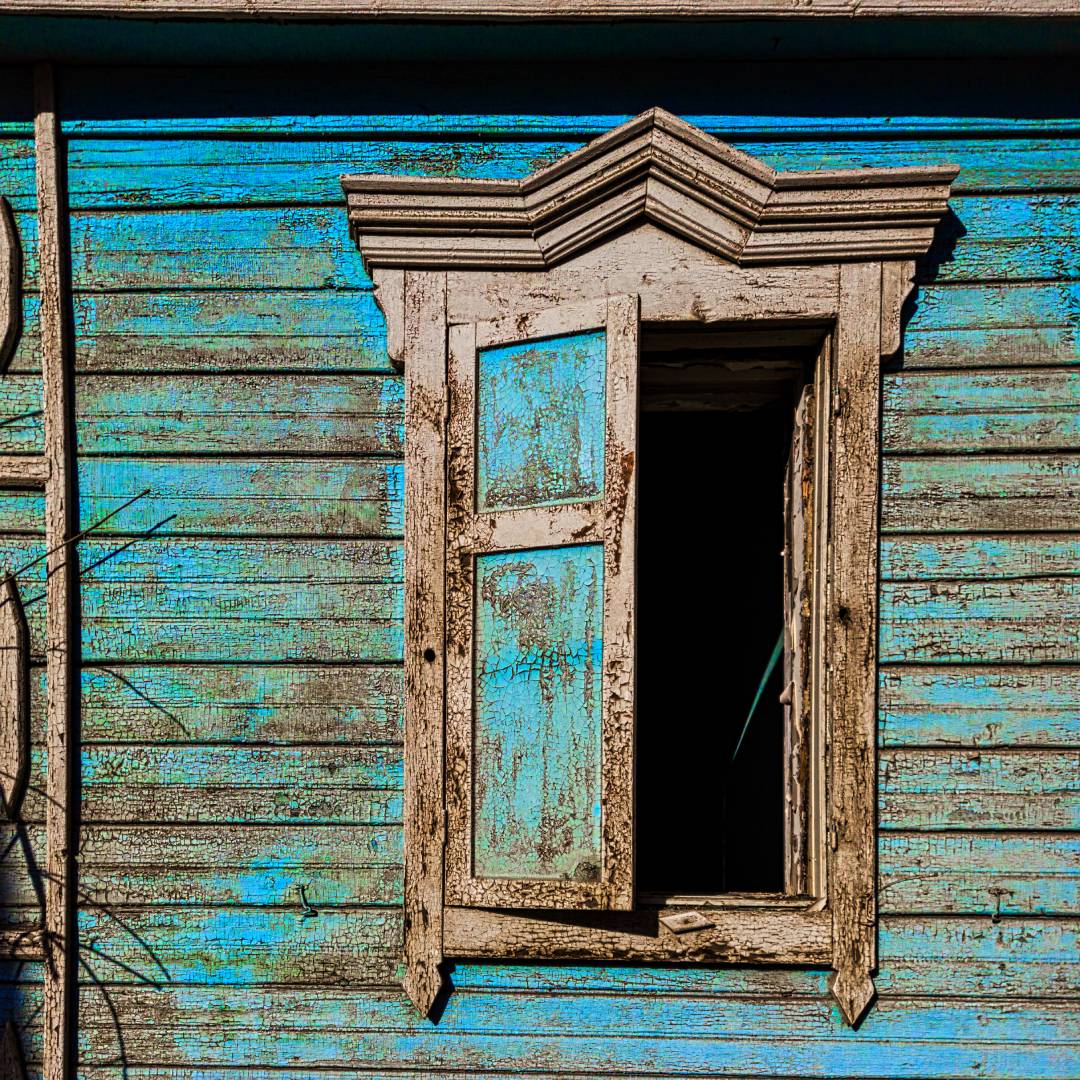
xmin=34 ymin=62 xmax=77 ymax=1080
xmin=828 ymin=261 xmax=881 ymax=1027
xmin=402 ymin=270 xmax=447 ymax=1017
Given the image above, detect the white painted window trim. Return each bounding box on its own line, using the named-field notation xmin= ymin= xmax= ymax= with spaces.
xmin=342 ymin=108 xmax=956 ymax=1027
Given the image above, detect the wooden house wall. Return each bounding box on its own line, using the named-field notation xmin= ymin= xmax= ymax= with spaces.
xmin=0 ymin=58 xmax=1078 ymax=1077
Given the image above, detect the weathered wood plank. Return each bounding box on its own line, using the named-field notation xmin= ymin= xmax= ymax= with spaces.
xmin=63 ymin=138 xmax=574 ymax=208
xmin=0 ymin=140 xmax=36 ymax=213
xmin=76 ymin=664 xmax=402 ymax=744
xmin=76 ymin=825 xmax=401 ymax=907
xmin=68 ymin=207 xmax=373 ymax=291
xmin=71 ymin=290 xmax=393 ymax=373
xmin=0 ymin=369 xmax=43 ymax=453
xmin=876 ymin=917 xmax=1080 ymax=999
xmin=0 ymin=823 xmax=45 ymax=908
xmin=50 ymin=830 xmax=1076 ymax=915
xmin=77 ymin=907 xmax=403 ymax=987
xmin=880 ymin=666 xmax=1080 ymax=747
xmin=73 ymin=374 xmax=402 ymax=456
xmin=71 ymin=984 xmax=1080 ymax=1044
xmin=908 ymin=281 xmax=1080 ymax=333
xmin=55 ymin=137 xmax=1080 ymax=208
xmin=902 ymin=326 xmax=1080 ymax=369
xmin=881 ymin=749 xmax=1080 ymax=829
xmin=880 ymin=578 xmax=1080 ymax=663
xmin=0 ymin=493 xmax=43 ymax=533
xmin=63 ymin=195 xmax=1080 ymax=289
xmin=69 ymin=989 xmax=1080 ymax=1074
xmin=77 ymin=774 xmax=401 ymax=829
xmin=75 ymin=537 xmax=403 ymax=664
xmin=68 ymin=992 xmax=1080 ymax=1074
xmin=77 ymin=458 xmax=403 ymax=539
xmin=35 ymin=60 xmax=77 ymax=1080
xmin=79 ymin=745 xmax=401 ymax=828
xmin=883 ymin=370 xmax=1080 ymax=453
xmin=882 ymin=534 xmax=1080 ymax=581
xmin=73 ymin=777 xmax=399 ymax=831
xmin=448 ymin=917 xmax=1079 ymax=997
xmin=882 ymin=454 xmax=1080 ymax=533
xmin=15 ymin=281 xmax=1074 ymax=375
xmin=56 ymin=112 xmax=1080 ymax=139
xmin=879 ymin=832 xmax=1080 ymax=916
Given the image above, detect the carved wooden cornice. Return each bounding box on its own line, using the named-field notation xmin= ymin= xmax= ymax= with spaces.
xmin=344 ymin=108 xmax=957 ymax=272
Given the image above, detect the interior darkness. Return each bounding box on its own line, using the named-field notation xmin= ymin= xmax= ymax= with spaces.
xmin=636 ymin=351 xmax=796 ymax=896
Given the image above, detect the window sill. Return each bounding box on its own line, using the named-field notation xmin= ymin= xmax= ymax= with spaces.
xmin=443 ymin=903 xmax=831 ymax=966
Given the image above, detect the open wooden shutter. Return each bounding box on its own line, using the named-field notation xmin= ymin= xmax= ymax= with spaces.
xmin=444 ymin=295 xmax=638 ymax=911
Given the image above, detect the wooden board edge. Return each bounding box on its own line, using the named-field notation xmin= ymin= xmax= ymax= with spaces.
xmin=402 ymin=268 xmax=447 ymax=1019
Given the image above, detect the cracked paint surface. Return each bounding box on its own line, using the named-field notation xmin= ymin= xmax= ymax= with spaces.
xmin=477 ymin=330 xmax=605 ymax=512
xmin=473 ymin=544 xmax=603 ymax=881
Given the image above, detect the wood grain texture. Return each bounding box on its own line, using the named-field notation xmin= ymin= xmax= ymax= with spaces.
xmin=62 ymin=193 xmax=1076 ymax=288
xmin=76 ymin=664 xmax=402 ymax=744
xmin=880 ymin=579 xmax=1080 ymax=664
xmin=0 ymin=576 xmax=30 ymax=818
xmin=401 ymin=269 xmax=446 ymax=1017
xmin=878 ymin=832 xmax=1080 ymax=916
xmin=77 ymin=906 xmax=403 ymax=988
xmin=883 ymin=370 xmax=1080 ymax=454
xmin=444 ymin=906 xmax=831 ymax=966
xmin=881 ymin=534 xmax=1080 ymax=581
xmin=76 ymin=824 xmax=401 ymax=907
xmin=827 ymin=262 xmax=882 ymax=1026
xmin=48 ymin=137 xmax=1080 ymax=208
xmin=0 ymin=460 xmax=48 ymax=489
xmin=72 ymin=373 xmax=402 ymax=457
xmin=5 ymin=0 xmax=1079 ymax=17
xmin=62 ymin=989 xmax=1080 ymax=1074
xmin=33 ymin=62 xmax=75 ymax=1080
xmin=880 ymin=749 xmax=1080 ymax=830
xmin=76 ymin=457 xmax=403 ymax=539
xmin=0 ymin=197 xmax=21 ymax=374
xmin=882 ymin=455 xmax=1080 ymax=533
xmin=879 ymin=666 xmax=1080 ymax=747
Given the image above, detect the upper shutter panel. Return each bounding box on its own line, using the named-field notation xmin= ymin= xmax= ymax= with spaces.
xmin=445 ymin=295 xmax=639 ymax=911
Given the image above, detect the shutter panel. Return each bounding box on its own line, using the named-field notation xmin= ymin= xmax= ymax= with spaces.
xmin=445 ymin=296 xmax=638 ymax=911
xmin=783 ymin=379 xmax=814 ymax=896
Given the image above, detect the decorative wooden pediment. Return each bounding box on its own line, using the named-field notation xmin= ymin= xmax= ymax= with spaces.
xmin=343 ymin=107 xmax=956 ymax=272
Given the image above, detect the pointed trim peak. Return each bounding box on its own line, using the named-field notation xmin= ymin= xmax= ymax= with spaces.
xmin=344 ymin=108 xmax=957 ymax=272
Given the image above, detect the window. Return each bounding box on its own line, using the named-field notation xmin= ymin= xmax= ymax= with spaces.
xmin=343 ymin=108 xmax=956 ymax=1027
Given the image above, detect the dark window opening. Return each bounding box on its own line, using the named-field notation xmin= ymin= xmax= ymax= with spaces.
xmin=635 ymin=330 xmax=811 ymax=897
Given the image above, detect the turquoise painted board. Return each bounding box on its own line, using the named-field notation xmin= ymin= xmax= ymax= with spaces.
xmin=0 ymin=53 xmax=1073 ymax=1080
xmin=473 ymin=544 xmax=604 ymax=881
xmin=477 ymin=330 xmax=606 ymax=512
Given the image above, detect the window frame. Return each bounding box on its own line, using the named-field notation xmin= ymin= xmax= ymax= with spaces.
xmin=342 ymin=108 xmax=956 ymax=1027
